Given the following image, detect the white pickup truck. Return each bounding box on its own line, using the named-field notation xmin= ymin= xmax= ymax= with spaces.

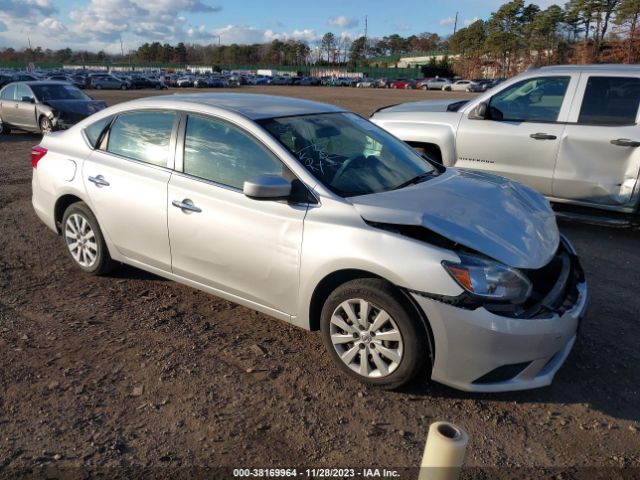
xmin=371 ymin=65 xmax=640 ymax=222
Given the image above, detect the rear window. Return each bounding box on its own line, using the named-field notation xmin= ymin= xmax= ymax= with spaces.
xmin=578 ymin=76 xmax=640 ymax=125
xmin=84 ymin=116 xmax=113 ymax=149
xmin=106 ymin=111 xmax=175 ymax=167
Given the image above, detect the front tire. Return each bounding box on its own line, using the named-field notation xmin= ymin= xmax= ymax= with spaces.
xmin=0 ymin=120 xmax=10 ymax=135
xmin=39 ymin=116 xmax=53 ymax=135
xmin=320 ymin=278 xmax=429 ymax=389
xmin=61 ymin=202 xmax=116 ymax=275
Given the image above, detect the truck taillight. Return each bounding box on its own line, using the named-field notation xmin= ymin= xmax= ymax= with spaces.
xmin=31 ymin=146 xmax=48 ymax=169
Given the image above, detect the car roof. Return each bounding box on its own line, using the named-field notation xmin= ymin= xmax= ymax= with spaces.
xmin=2 ymin=81 xmax=72 ymax=87
xmin=536 ymin=64 xmax=640 ymax=73
xmin=128 ymin=93 xmax=345 ymax=120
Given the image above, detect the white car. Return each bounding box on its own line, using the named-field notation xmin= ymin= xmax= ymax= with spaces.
xmin=371 ymin=65 xmax=640 ymax=221
xmin=444 ymin=79 xmax=481 ymax=92
xmin=31 ymin=93 xmax=587 ymax=391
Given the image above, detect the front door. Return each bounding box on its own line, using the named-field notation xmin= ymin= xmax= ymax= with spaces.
xmin=455 ymin=74 xmax=578 ymax=196
xmin=168 ymin=113 xmax=307 ymax=315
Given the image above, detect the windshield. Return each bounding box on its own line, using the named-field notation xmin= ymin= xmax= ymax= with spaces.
xmin=31 ymin=84 xmax=91 ymax=101
xmin=260 ymin=112 xmax=436 ymax=197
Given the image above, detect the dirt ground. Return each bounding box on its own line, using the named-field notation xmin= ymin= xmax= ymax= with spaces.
xmin=0 ymin=86 xmax=639 ymax=479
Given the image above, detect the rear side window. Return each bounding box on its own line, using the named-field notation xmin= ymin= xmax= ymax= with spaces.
xmin=106 ymin=111 xmax=175 ymax=167
xmin=578 ymin=76 xmax=640 ymax=125
xmin=489 ymin=76 xmax=570 ymax=122
xmin=84 ymin=116 xmax=113 ymax=148
xmin=1 ymin=84 xmax=15 ymax=100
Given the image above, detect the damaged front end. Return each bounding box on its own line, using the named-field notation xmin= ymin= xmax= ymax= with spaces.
xmin=368 ymin=219 xmax=584 ymax=319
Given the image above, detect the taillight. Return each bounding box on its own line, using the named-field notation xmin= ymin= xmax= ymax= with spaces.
xmin=31 ymin=146 xmax=48 ymax=169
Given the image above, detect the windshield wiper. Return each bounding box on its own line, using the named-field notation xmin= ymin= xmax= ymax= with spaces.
xmin=393 ymin=172 xmax=435 ymax=190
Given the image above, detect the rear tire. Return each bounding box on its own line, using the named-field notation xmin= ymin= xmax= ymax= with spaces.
xmin=0 ymin=120 xmax=10 ymax=135
xmin=61 ymin=202 xmax=117 ymax=275
xmin=320 ymin=278 xmax=429 ymax=389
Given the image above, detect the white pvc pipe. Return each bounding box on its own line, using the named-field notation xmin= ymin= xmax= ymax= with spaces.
xmin=418 ymin=421 xmax=469 ymax=480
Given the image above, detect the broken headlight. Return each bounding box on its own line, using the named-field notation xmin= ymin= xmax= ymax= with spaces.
xmin=442 ymin=253 xmax=532 ymax=304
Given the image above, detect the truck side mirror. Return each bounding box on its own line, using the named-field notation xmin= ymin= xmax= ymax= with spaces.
xmin=469 ymin=101 xmax=489 ymax=120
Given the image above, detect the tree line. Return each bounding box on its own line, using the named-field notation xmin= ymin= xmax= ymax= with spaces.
xmin=1 ymin=0 xmax=638 ymax=76
xmin=448 ymin=0 xmax=640 ymax=77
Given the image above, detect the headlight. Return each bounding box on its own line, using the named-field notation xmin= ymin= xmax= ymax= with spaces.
xmin=442 ymin=253 xmax=532 ymax=304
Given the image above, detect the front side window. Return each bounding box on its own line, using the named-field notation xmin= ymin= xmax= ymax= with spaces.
xmin=578 ymin=76 xmax=640 ymax=125
xmin=183 ymin=114 xmax=284 ymax=190
xmin=260 ymin=113 xmax=437 ymax=197
xmin=15 ymin=84 xmax=33 ymax=102
xmin=489 ymin=76 xmax=570 ymax=122
xmin=106 ymin=111 xmax=175 ymax=167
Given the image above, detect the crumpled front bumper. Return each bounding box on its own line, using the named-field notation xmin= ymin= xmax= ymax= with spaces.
xmin=411 ymin=274 xmax=588 ymax=393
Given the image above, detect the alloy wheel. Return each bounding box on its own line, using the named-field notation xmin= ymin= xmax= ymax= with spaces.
xmin=329 ymin=298 xmax=403 ymax=378
xmin=64 ymin=213 xmax=98 ymax=268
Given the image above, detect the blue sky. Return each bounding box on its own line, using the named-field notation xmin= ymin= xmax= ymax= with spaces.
xmin=0 ymin=0 xmax=557 ymax=53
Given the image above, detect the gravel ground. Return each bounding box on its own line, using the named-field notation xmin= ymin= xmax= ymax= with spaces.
xmin=0 ymin=86 xmax=639 ymax=479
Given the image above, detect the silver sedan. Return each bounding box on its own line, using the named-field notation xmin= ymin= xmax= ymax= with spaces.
xmin=31 ymin=93 xmax=587 ymax=391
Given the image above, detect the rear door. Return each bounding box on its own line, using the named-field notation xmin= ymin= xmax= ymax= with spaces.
xmin=13 ymin=84 xmax=38 ymax=129
xmin=553 ymin=74 xmax=640 ymax=210
xmin=455 ymin=74 xmax=578 ymax=196
xmin=82 ymin=110 xmax=178 ymax=271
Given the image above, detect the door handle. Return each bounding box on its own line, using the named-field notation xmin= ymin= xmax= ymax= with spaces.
xmin=172 ymin=199 xmax=202 ymax=213
xmin=88 ymin=175 xmax=110 ymax=187
xmin=610 ymin=138 xmax=640 ymax=147
xmin=530 ymin=133 xmax=557 ymax=140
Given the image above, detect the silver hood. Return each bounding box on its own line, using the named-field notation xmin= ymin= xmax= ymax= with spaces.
xmin=350 ymin=168 xmax=559 ymax=269
xmin=376 ymin=99 xmax=468 ymax=114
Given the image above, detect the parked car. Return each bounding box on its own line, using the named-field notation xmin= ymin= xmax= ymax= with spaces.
xmin=356 ymin=78 xmax=377 ymax=88
xmin=270 ymin=76 xmax=293 ymax=85
xmin=0 ymin=74 xmax=12 ymax=88
xmin=388 ymin=79 xmax=416 ymax=90
xmin=31 ymin=93 xmax=587 ymax=391
xmin=444 ymin=79 xmax=481 ymax=92
xmin=300 ymin=76 xmax=321 ymax=86
xmin=129 ymin=76 xmax=167 ymax=89
xmin=420 ymin=77 xmax=452 ymax=90
xmin=0 ymin=81 xmax=107 ymax=134
xmin=176 ymin=76 xmax=194 ymax=88
xmin=92 ymin=75 xmax=127 ymax=90
xmin=371 ymin=64 xmax=640 ymax=221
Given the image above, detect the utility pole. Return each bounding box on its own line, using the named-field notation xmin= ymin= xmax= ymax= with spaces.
xmin=363 ymin=15 xmax=368 ymax=59
xmin=453 ymin=12 xmax=458 ymax=35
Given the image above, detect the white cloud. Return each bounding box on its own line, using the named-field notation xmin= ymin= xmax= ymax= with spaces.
xmin=463 ymin=17 xmax=480 ymax=27
xmin=393 ymin=23 xmax=411 ymax=32
xmin=214 ymin=25 xmax=318 ymax=45
xmin=439 ymin=17 xmax=456 ymax=27
xmin=328 ymin=16 xmax=358 ymax=29
xmin=38 ymin=17 xmax=67 ymax=33
xmin=0 ymin=20 xmax=7 ymax=33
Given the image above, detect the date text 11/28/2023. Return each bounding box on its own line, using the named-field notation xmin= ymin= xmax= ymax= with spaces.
xmin=232 ymin=468 xmax=401 ymax=478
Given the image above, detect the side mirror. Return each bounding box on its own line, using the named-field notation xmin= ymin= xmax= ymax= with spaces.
xmin=21 ymin=96 xmax=35 ymax=104
xmin=469 ymin=101 xmax=489 ymax=120
xmin=243 ymin=175 xmax=292 ymax=200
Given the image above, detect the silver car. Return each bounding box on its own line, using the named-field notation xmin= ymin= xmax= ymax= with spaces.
xmin=31 ymin=93 xmax=587 ymax=391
